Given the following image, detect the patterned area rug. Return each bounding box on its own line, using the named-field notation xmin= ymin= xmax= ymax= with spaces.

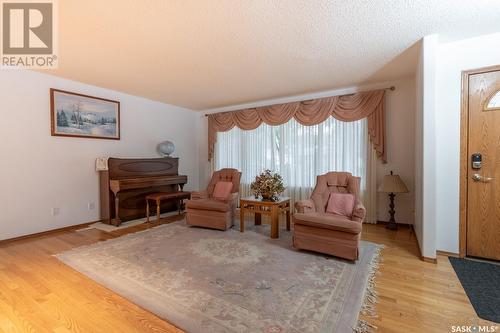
xmin=57 ymin=221 xmax=382 ymax=333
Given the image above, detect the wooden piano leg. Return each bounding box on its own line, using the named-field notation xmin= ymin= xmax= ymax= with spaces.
xmin=113 ymin=193 xmax=121 ymax=226
xmin=146 ymin=199 xmax=150 ymax=223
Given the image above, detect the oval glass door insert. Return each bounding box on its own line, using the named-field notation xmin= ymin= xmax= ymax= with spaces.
xmin=484 ymin=90 xmax=500 ymax=111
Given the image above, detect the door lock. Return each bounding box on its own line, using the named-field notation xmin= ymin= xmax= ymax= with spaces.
xmin=472 ymin=173 xmax=494 ymax=182
xmin=471 ymin=153 xmax=482 ymax=169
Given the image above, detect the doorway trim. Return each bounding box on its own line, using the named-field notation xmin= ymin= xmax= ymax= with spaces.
xmin=459 ymin=64 xmax=500 ymax=258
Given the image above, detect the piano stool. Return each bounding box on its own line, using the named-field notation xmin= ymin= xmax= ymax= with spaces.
xmin=146 ymin=191 xmax=191 ymax=223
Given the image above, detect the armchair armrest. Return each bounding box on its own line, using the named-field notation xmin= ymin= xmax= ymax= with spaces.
xmin=352 ymin=201 xmax=366 ymax=223
xmin=191 ymin=190 xmax=208 ymax=200
xmin=295 ymin=199 xmax=315 ymax=213
xmin=222 ymin=192 xmax=239 ymax=203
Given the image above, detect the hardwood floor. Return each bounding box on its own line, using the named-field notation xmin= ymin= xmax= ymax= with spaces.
xmin=0 ymin=216 xmax=494 ymax=333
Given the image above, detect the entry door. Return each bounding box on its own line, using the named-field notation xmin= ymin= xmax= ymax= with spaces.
xmin=466 ymin=69 xmax=500 ymax=260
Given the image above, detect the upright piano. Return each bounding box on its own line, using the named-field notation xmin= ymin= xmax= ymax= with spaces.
xmin=99 ymin=157 xmax=188 ymax=226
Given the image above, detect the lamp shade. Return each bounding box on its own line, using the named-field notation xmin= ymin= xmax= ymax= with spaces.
xmin=378 ymin=172 xmax=409 ymax=193
xmin=157 ymin=140 xmax=175 ymax=157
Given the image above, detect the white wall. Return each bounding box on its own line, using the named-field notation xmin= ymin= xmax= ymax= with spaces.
xmin=414 ymin=35 xmax=441 ymax=259
xmin=376 ymin=77 xmax=415 ymax=225
xmin=421 ymin=35 xmax=439 ymax=259
xmin=434 ymin=32 xmax=500 ymax=253
xmin=198 ymin=78 xmax=417 ymax=224
xmin=414 ymin=40 xmax=424 ymax=255
xmin=0 ymin=70 xmax=199 ymax=240
xmin=415 ymin=35 xmax=438 ymax=258
xmin=197 ymin=114 xmax=211 ymax=189
xmin=412 ymin=35 xmax=441 ymax=259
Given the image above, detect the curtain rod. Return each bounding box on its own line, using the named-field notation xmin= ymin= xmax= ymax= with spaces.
xmin=204 ymin=86 xmax=395 ymax=117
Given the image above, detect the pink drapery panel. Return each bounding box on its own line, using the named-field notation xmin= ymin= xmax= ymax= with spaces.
xmin=208 ymin=89 xmax=386 ymax=162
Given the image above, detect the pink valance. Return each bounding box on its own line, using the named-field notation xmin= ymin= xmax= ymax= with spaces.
xmin=208 ymin=89 xmax=386 ymax=162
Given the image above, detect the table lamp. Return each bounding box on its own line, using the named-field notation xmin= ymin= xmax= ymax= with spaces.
xmin=378 ymin=171 xmax=409 ymax=230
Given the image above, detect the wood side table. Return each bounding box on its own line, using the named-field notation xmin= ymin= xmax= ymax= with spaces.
xmin=239 ymin=196 xmax=291 ymax=239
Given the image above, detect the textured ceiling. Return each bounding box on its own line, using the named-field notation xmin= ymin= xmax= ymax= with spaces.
xmin=45 ymin=0 xmax=500 ymax=110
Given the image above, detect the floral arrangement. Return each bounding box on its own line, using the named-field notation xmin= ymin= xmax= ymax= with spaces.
xmin=250 ymin=169 xmax=285 ymax=201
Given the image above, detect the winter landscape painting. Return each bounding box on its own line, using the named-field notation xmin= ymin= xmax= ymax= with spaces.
xmin=50 ymin=89 xmax=120 ymax=140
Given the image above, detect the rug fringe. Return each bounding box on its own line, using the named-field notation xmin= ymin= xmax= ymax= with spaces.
xmin=354 ymin=319 xmax=378 ymax=333
xmin=353 ymin=245 xmax=384 ymax=333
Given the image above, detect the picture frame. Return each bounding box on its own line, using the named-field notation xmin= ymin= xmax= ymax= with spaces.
xmin=50 ymin=88 xmax=120 ymax=140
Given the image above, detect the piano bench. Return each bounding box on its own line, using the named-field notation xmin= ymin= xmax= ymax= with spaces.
xmin=146 ymin=191 xmax=191 ymax=223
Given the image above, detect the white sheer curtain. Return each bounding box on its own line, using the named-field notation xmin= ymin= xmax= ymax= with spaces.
xmin=215 ymin=117 xmax=377 ymax=223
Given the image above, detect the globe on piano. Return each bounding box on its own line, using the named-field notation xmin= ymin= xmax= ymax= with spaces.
xmin=157 ymin=140 xmax=175 ymax=157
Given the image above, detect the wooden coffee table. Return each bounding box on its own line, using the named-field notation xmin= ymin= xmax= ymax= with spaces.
xmin=239 ymin=196 xmax=291 ymax=239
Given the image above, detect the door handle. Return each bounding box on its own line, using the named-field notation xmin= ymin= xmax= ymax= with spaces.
xmin=472 ymin=173 xmax=494 ymax=182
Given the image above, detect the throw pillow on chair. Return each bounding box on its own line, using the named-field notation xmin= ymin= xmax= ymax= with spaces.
xmin=326 ymin=192 xmax=355 ymax=217
xmin=213 ymin=181 xmax=234 ymax=200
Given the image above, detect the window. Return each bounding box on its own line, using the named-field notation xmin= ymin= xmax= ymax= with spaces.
xmin=215 ymin=117 xmax=368 ymax=204
xmin=485 ymin=90 xmax=500 ymax=111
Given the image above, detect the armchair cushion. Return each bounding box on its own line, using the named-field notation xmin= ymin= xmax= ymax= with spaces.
xmin=185 ymin=198 xmax=231 ymax=212
xmin=294 ymin=212 xmax=362 ymax=234
xmin=326 ymin=192 xmax=355 ymax=217
xmin=213 ymin=181 xmax=233 ymax=200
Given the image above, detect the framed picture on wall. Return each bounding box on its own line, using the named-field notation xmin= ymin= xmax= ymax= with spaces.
xmin=50 ymin=89 xmax=120 ymax=140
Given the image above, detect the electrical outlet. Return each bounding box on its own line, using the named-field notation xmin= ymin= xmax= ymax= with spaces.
xmin=87 ymin=202 xmax=95 ymax=210
xmin=51 ymin=207 xmax=60 ymax=216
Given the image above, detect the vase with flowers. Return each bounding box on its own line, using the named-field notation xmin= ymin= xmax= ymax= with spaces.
xmin=250 ymin=169 xmax=285 ymax=201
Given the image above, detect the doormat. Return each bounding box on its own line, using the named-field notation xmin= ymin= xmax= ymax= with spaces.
xmin=449 ymin=257 xmax=500 ymax=323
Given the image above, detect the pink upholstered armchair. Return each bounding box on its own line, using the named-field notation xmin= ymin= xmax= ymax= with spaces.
xmin=293 ymin=172 xmax=366 ymax=260
xmin=186 ymin=168 xmax=241 ymax=230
